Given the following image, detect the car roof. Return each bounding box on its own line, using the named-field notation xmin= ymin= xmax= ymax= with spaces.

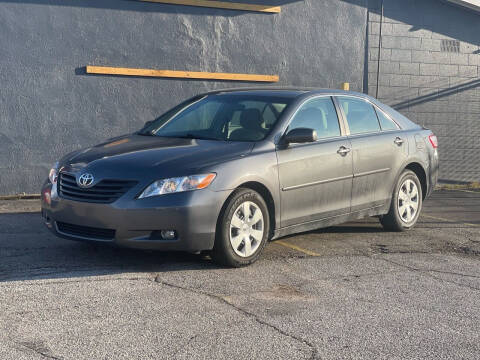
xmin=199 ymin=87 xmax=419 ymax=130
xmin=200 ymin=87 xmax=369 ymax=99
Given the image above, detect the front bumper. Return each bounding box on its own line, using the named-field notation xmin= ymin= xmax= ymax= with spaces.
xmin=41 ymin=182 xmax=230 ymax=252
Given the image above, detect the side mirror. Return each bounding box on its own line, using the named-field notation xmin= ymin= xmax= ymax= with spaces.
xmin=144 ymin=120 xmax=154 ymax=127
xmin=283 ymin=128 xmax=318 ymax=145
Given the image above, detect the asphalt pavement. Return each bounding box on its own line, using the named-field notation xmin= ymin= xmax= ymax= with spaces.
xmin=0 ymin=190 xmax=479 ymax=359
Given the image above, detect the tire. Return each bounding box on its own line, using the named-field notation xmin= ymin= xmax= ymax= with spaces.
xmin=211 ymin=188 xmax=270 ymax=267
xmin=380 ymin=170 xmax=423 ymax=232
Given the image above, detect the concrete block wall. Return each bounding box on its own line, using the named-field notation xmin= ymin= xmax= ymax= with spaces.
xmin=367 ymin=0 xmax=480 ymax=182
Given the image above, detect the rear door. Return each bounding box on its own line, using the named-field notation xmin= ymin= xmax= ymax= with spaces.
xmin=335 ymin=96 xmax=408 ymax=212
xmin=276 ymin=96 xmax=353 ymax=227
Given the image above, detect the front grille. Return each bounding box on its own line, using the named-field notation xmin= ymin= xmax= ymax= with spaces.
xmin=58 ymin=172 xmax=137 ymax=203
xmin=56 ymin=221 xmax=116 ymax=240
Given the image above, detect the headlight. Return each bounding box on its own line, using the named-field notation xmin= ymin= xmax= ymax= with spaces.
xmin=48 ymin=162 xmax=59 ymax=184
xmin=138 ymin=173 xmax=216 ymax=199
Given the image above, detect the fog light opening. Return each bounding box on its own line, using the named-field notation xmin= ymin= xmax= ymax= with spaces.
xmin=161 ymin=230 xmax=176 ymax=240
xmin=150 ymin=230 xmax=177 ymax=240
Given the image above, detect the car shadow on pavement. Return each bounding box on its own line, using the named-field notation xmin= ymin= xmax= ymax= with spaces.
xmin=0 ymin=212 xmax=390 ymax=283
xmin=315 ymin=223 xmax=385 ymax=234
xmin=0 ymin=212 xmax=223 ymax=283
xmin=279 ymin=220 xmax=385 ymax=240
xmin=3 ymin=190 xmax=479 ymax=283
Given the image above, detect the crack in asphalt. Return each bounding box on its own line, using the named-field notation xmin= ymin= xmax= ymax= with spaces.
xmin=153 ymin=275 xmax=318 ymax=360
xmin=377 ymin=257 xmax=480 ymax=291
xmin=0 ymin=275 xmax=152 ymax=288
xmin=2 ymin=274 xmax=317 ymax=358
xmin=428 ymin=269 xmax=480 ymax=279
xmin=172 ymin=334 xmax=199 ymax=357
xmin=17 ymin=341 xmax=62 ymax=360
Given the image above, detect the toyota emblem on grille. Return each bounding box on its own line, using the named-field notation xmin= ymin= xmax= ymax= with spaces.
xmin=78 ymin=173 xmax=94 ymax=188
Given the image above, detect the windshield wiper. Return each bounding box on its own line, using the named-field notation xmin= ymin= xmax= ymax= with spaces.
xmin=173 ymin=134 xmax=221 ymax=141
xmin=137 ymin=130 xmax=155 ymax=136
xmin=137 ymin=132 xmax=221 ymax=140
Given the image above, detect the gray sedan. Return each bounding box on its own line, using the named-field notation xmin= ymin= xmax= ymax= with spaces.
xmin=41 ymin=88 xmax=439 ymax=267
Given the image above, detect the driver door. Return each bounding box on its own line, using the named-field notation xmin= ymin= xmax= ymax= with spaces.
xmin=276 ymin=96 xmax=353 ymax=227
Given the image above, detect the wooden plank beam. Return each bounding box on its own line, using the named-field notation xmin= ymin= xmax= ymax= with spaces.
xmin=86 ymin=66 xmax=279 ymax=83
xmin=139 ymin=0 xmax=281 ymax=13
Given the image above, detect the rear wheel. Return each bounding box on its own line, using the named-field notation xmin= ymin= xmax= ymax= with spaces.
xmin=380 ymin=170 xmax=423 ymax=231
xmin=212 ymin=188 xmax=270 ymax=267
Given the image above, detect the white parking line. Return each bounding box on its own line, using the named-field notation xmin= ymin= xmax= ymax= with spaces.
xmin=275 ymin=240 xmax=322 ymax=256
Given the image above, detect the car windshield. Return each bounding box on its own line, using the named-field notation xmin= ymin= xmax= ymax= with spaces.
xmin=138 ymin=94 xmax=292 ymax=142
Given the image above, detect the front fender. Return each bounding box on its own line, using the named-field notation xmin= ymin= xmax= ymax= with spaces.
xmin=206 ymin=149 xmax=281 ymax=232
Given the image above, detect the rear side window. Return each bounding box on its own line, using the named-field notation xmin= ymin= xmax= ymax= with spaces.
xmin=337 ymin=97 xmax=381 ymax=135
xmin=288 ymin=97 xmax=341 ymax=139
xmin=375 ymin=108 xmax=399 ymax=131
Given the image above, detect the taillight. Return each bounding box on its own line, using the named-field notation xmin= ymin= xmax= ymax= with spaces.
xmin=428 ymin=134 xmax=438 ymax=149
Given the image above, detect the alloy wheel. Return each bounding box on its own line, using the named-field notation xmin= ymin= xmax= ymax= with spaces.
xmin=229 ymin=201 xmax=264 ymax=257
xmin=398 ymin=179 xmax=419 ymax=223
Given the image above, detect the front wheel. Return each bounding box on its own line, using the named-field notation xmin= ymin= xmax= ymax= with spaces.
xmin=380 ymin=170 xmax=423 ymax=231
xmin=211 ymin=188 xmax=270 ymax=267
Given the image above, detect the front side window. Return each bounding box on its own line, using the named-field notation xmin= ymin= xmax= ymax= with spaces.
xmin=139 ymin=95 xmax=292 ymax=142
xmin=375 ymin=107 xmax=399 ymax=131
xmin=288 ymin=97 xmax=341 ymax=139
xmin=337 ymin=97 xmax=381 ymax=135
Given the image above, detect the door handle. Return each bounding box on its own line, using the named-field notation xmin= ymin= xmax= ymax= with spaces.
xmin=337 ymin=146 xmax=351 ymax=156
xmin=394 ymin=137 xmax=404 ymax=146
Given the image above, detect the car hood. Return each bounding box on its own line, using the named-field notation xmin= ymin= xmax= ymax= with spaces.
xmin=60 ymin=134 xmax=254 ymax=180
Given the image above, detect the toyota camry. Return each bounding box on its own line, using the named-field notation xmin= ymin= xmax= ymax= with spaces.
xmin=41 ymin=88 xmax=439 ymax=267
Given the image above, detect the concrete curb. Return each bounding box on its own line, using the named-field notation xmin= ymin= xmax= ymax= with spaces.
xmin=0 ymin=194 xmax=41 ymax=200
